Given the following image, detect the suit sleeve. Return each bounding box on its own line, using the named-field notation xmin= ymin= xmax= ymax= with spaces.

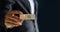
xmin=0 ymin=0 xmax=15 ymax=29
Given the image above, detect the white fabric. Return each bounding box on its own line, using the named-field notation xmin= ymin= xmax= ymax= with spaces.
xmin=28 ymin=0 xmax=35 ymax=14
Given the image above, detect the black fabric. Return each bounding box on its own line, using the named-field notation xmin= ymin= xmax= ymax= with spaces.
xmin=0 ymin=0 xmax=30 ymax=32
xmin=6 ymin=25 xmax=27 ymax=32
xmin=0 ymin=0 xmax=38 ymax=32
xmin=19 ymin=0 xmax=30 ymax=12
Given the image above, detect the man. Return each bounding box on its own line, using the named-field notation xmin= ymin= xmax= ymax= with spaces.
xmin=0 ymin=0 xmax=39 ymax=32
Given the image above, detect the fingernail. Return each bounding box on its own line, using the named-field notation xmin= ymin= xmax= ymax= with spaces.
xmin=19 ymin=23 xmax=22 ymax=25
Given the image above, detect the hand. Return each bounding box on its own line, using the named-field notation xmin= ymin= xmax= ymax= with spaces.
xmin=4 ymin=10 xmax=24 ymax=28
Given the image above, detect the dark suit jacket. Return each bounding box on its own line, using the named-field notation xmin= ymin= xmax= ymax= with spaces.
xmin=0 ymin=0 xmax=28 ymax=32
xmin=0 ymin=0 xmax=38 ymax=32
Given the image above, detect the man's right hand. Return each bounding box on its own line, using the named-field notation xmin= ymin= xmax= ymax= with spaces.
xmin=4 ymin=10 xmax=24 ymax=28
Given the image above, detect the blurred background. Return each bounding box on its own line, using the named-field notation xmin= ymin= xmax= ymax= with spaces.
xmin=38 ymin=0 xmax=59 ymax=32
xmin=37 ymin=0 xmax=49 ymax=32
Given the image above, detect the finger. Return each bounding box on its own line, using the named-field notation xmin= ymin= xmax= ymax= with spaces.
xmin=5 ymin=21 xmax=17 ymax=25
xmin=12 ymin=16 xmax=19 ymax=19
xmin=5 ymin=15 xmax=19 ymax=20
xmin=7 ymin=16 xmax=24 ymax=23
xmin=18 ymin=19 xmax=24 ymax=25
xmin=11 ymin=10 xmax=23 ymax=14
xmin=5 ymin=16 xmax=23 ymax=25
xmin=5 ymin=22 xmax=19 ymax=28
xmin=7 ymin=17 xmax=19 ymax=22
xmin=5 ymin=18 xmax=20 ymax=27
xmin=5 ymin=16 xmax=24 ymax=26
xmin=5 ymin=19 xmax=18 ymax=25
xmin=5 ymin=17 xmax=19 ymax=25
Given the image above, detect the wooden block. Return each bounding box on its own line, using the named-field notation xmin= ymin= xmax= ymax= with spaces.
xmin=20 ymin=14 xmax=35 ymax=20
